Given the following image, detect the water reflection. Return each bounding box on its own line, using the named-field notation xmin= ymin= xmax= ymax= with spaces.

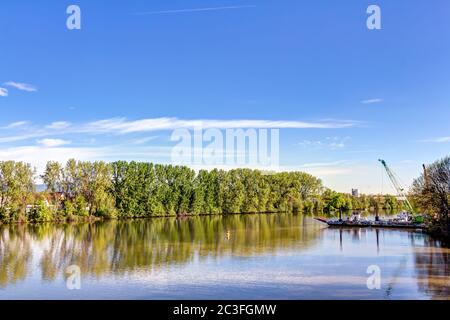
xmin=0 ymin=214 xmax=449 ymax=299
xmin=413 ymin=237 xmax=450 ymax=299
xmin=0 ymin=225 xmax=32 ymax=287
xmin=0 ymin=214 xmax=320 ymax=286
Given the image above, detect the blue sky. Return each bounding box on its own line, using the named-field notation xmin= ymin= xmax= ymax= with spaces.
xmin=1 ymin=0 xmax=449 ymax=193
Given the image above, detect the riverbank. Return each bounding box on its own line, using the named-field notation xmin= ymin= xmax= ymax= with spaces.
xmin=0 ymin=210 xmax=301 ymax=226
xmin=0 ymin=215 xmax=103 ymax=225
xmin=2 ymin=210 xmax=446 ymax=242
xmin=426 ymin=224 xmax=450 ymax=241
xmin=0 ymin=208 xmax=390 ymax=224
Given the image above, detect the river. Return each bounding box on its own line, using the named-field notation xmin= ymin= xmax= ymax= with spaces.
xmin=0 ymin=213 xmax=449 ymax=299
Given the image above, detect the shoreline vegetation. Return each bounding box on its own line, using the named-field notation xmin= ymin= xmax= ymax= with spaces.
xmin=411 ymin=156 xmax=450 ymax=239
xmin=0 ymin=157 xmax=448 ymax=239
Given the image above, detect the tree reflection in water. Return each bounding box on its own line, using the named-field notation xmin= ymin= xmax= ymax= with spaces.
xmin=0 ymin=225 xmax=32 ymax=287
xmin=0 ymin=213 xmax=320 ymax=285
xmin=1 ymin=214 xmax=449 ymax=299
xmin=412 ymin=235 xmax=450 ymax=299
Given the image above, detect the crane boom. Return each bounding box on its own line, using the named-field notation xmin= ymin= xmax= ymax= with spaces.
xmin=378 ymin=159 xmax=415 ymax=213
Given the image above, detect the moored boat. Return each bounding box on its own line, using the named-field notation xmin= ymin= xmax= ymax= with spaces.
xmin=314 ymin=212 xmax=426 ymax=230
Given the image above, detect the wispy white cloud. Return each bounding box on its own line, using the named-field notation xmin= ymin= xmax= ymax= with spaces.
xmin=37 ymin=138 xmax=71 ymax=148
xmin=296 ymin=136 xmax=350 ymax=150
xmin=46 ymin=121 xmax=72 ymax=130
xmin=296 ymin=140 xmax=323 ymax=148
xmin=0 ymin=117 xmax=360 ymax=144
xmin=301 ymin=166 xmax=354 ymax=178
xmin=296 ymin=162 xmax=352 ymax=177
xmin=0 ymin=88 xmax=8 ymax=97
xmin=0 ymin=132 xmax=47 ymax=144
xmin=361 ymin=98 xmax=383 ymax=104
xmin=435 ymin=137 xmax=450 ymax=143
xmin=82 ymin=117 xmax=360 ymax=134
xmin=419 ymin=136 xmax=450 ymax=143
xmin=4 ymin=81 xmax=38 ymax=92
xmin=1 ymin=121 xmax=29 ymax=129
xmin=134 ymin=5 xmax=256 ymax=15
xmin=299 ymin=160 xmax=350 ymax=168
xmin=131 ymin=136 xmax=159 ymax=145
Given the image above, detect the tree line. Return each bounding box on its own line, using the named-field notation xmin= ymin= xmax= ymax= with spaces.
xmin=0 ymin=159 xmax=405 ymax=223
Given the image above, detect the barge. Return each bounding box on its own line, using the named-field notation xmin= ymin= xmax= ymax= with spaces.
xmin=314 ymin=212 xmax=426 ymax=230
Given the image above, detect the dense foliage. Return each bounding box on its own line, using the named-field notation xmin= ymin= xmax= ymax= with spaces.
xmin=0 ymin=159 xmax=404 ymax=223
xmin=412 ymin=156 xmax=450 ymax=236
xmin=0 ymin=161 xmax=35 ymax=222
xmin=109 ymin=162 xmax=324 ymax=217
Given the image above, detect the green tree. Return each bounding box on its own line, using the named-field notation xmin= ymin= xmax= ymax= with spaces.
xmin=323 ymin=190 xmax=347 ymax=213
xmin=29 ymin=200 xmax=54 ymax=222
xmin=412 ymin=156 xmax=450 ymax=235
xmin=0 ymin=161 xmax=35 ymax=222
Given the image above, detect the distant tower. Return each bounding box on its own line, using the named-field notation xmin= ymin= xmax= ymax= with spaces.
xmin=352 ymin=188 xmax=359 ymax=197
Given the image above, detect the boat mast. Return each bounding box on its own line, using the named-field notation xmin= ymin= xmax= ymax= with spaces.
xmin=378 ymin=159 xmax=415 ymax=213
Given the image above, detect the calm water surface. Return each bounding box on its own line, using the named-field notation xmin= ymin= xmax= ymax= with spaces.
xmin=0 ymin=213 xmax=449 ymax=300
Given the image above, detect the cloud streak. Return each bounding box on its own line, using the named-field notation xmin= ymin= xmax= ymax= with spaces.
xmin=361 ymin=98 xmax=383 ymax=104
xmin=0 ymin=117 xmax=361 ymax=144
xmin=8 ymin=121 xmax=29 ymax=128
xmin=83 ymin=117 xmax=360 ymax=134
xmin=1 ymin=121 xmax=29 ymax=129
xmin=134 ymin=5 xmax=256 ymax=15
xmin=4 ymin=81 xmax=38 ymax=92
xmin=46 ymin=121 xmax=71 ymax=130
xmin=296 ymin=136 xmax=350 ymax=150
xmin=37 ymin=138 xmax=71 ymax=147
xmin=420 ymin=136 xmax=450 ymax=143
xmin=0 ymin=88 xmax=8 ymax=97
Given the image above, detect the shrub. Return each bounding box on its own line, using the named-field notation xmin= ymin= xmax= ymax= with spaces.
xmin=29 ymin=200 xmax=53 ymax=222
